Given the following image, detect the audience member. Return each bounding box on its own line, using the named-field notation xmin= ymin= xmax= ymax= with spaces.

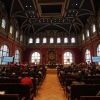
xmin=67 ymin=75 xmax=85 ymax=98
xmin=20 ymin=72 xmax=33 ymax=88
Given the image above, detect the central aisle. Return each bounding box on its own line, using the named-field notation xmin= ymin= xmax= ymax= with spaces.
xmin=34 ymin=74 xmax=67 ymax=100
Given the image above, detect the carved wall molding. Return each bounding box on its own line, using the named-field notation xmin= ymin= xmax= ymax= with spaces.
xmin=0 ymin=0 xmax=8 ymax=18
xmin=97 ymin=8 xmax=100 ymax=16
xmin=10 ymin=18 xmax=19 ymax=30
xmin=86 ymin=15 xmax=95 ymax=26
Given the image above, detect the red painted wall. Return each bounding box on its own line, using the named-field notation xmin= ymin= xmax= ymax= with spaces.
xmin=0 ymin=35 xmax=24 ymax=62
xmin=81 ymin=37 xmax=100 ymax=62
xmin=1 ymin=34 xmax=100 ymax=64
xmin=24 ymin=47 xmax=81 ymax=64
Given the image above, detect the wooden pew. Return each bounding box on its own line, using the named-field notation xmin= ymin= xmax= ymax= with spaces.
xmin=0 ymin=94 xmax=25 ymax=100
xmin=0 ymin=83 xmax=33 ymax=100
xmin=69 ymin=84 xmax=100 ymax=100
xmin=0 ymin=78 xmax=38 ymax=97
xmin=65 ymin=79 xmax=100 ymax=96
xmin=62 ymin=75 xmax=100 ymax=85
xmin=80 ymin=96 xmax=100 ymax=100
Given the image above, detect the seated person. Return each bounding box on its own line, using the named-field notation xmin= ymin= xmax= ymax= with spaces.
xmin=67 ymin=75 xmax=85 ymax=96
xmin=20 ymin=72 xmax=33 ymax=88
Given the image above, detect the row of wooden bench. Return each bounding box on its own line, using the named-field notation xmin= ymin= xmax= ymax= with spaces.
xmin=64 ymin=79 xmax=100 ymax=95
xmin=59 ymin=74 xmax=100 ymax=86
xmin=0 ymin=83 xmax=33 ymax=100
xmin=0 ymin=94 xmax=25 ymax=100
xmin=80 ymin=96 xmax=100 ymax=100
xmin=68 ymin=84 xmax=100 ymax=100
xmin=0 ymin=78 xmax=38 ymax=97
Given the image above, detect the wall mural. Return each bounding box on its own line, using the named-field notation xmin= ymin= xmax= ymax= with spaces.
xmin=46 ymin=49 xmax=57 ymax=65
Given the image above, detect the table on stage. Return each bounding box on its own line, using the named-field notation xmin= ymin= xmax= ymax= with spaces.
xmin=46 ymin=65 xmax=63 ymax=68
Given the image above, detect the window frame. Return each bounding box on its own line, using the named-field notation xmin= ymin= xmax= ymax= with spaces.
xmin=71 ymin=37 xmax=75 ymax=43
xmin=1 ymin=18 xmax=6 ymax=29
xmin=50 ymin=37 xmax=54 ymax=43
xmin=28 ymin=38 xmax=33 ymax=44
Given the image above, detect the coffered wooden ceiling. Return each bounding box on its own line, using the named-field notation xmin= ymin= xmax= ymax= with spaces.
xmin=1 ymin=0 xmax=100 ymax=35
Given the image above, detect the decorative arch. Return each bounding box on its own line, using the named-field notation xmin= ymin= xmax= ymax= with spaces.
xmin=29 ymin=50 xmax=42 ymax=64
xmin=93 ymin=40 xmax=100 ymax=56
xmin=14 ymin=47 xmax=22 ymax=63
xmin=62 ymin=50 xmax=75 ymax=65
xmin=0 ymin=44 xmax=10 ymax=65
xmin=84 ymin=49 xmax=91 ymax=63
xmin=0 ymin=41 xmax=12 ymax=56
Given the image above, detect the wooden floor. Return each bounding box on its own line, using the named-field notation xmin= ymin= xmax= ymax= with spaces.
xmin=34 ymin=70 xmax=68 ymax=100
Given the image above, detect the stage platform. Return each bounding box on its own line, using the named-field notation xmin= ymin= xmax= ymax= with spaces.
xmin=47 ymin=68 xmax=57 ymax=74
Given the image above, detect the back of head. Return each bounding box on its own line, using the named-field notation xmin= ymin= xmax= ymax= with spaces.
xmin=21 ymin=72 xmax=27 ymax=78
xmin=75 ymin=75 xmax=81 ymax=82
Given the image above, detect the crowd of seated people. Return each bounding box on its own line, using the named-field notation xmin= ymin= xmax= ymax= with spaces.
xmin=0 ymin=64 xmax=47 ymax=81
xmin=57 ymin=62 xmax=100 ymax=86
xmin=57 ymin=62 xmax=100 ymax=79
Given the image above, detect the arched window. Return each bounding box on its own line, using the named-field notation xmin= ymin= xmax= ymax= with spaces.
xmin=36 ymin=38 xmax=40 ymax=43
xmin=64 ymin=37 xmax=68 ymax=43
xmin=0 ymin=44 xmax=9 ymax=65
xmin=10 ymin=26 xmax=13 ymax=34
xmin=63 ymin=52 xmax=73 ymax=64
xmin=50 ymin=37 xmax=54 ymax=43
xmin=86 ymin=30 xmax=89 ymax=37
xmin=82 ymin=34 xmax=85 ymax=40
xmin=31 ymin=52 xmax=40 ymax=65
xmin=29 ymin=38 xmax=33 ymax=43
xmin=16 ymin=31 xmax=18 ymax=38
xmin=96 ymin=44 xmax=100 ymax=65
xmin=14 ymin=49 xmax=20 ymax=64
xmin=57 ymin=37 xmax=61 ymax=43
xmin=85 ymin=49 xmax=91 ymax=63
xmin=92 ymin=24 xmax=96 ymax=33
xmin=20 ymin=35 xmax=23 ymax=42
xmin=43 ymin=38 xmax=47 ymax=43
xmin=1 ymin=19 xmax=6 ymax=29
xmin=71 ymin=37 xmax=75 ymax=43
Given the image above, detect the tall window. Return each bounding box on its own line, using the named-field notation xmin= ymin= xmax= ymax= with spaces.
xmin=36 ymin=38 xmax=40 ymax=43
xmin=14 ymin=49 xmax=20 ymax=63
xmin=43 ymin=38 xmax=47 ymax=43
xmin=29 ymin=38 xmax=33 ymax=43
xmin=10 ymin=26 xmax=13 ymax=34
xmin=31 ymin=52 xmax=40 ymax=65
xmin=1 ymin=19 xmax=6 ymax=29
xmin=20 ymin=35 xmax=23 ymax=42
xmin=57 ymin=37 xmax=61 ymax=43
xmin=86 ymin=30 xmax=89 ymax=37
xmin=50 ymin=37 xmax=54 ymax=43
xmin=63 ymin=52 xmax=73 ymax=64
xmin=82 ymin=34 xmax=85 ymax=40
xmin=92 ymin=24 xmax=96 ymax=33
xmin=71 ymin=37 xmax=75 ymax=43
xmin=16 ymin=31 xmax=18 ymax=38
xmin=97 ymin=44 xmax=100 ymax=65
xmin=85 ymin=49 xmax=91 ymax=63
xmin=0 ymin=44 xmax=9 ymax=65
xmin=64 ymin=37 xmax=68 ymax=43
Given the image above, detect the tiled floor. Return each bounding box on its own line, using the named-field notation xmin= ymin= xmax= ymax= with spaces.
xmin=34 ymin=74 xmax=68 ymax=100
